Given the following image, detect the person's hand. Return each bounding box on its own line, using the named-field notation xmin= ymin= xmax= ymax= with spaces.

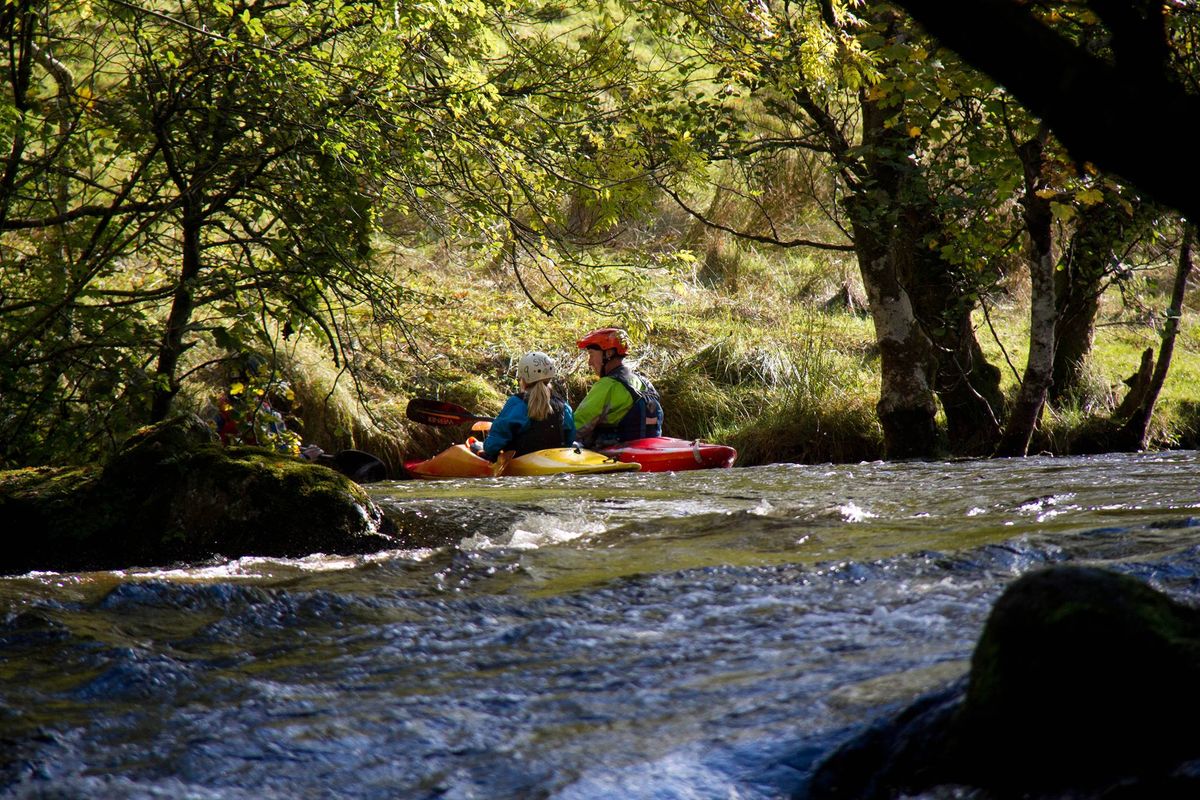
xmin=468 ymin=439 xmax=484 ymax=456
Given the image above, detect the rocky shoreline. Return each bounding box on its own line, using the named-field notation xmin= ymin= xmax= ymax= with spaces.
xmin=0 ymin=415 xmax=398 ymax=575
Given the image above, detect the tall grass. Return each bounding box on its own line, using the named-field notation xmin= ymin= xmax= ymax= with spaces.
xmin=648 ymin=311 xmax=883 ymax=464
xmin=167 ymin=160 xmax=1196 ymax=469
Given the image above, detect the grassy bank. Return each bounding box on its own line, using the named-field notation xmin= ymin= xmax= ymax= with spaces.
xmin=172 ymin=229 xmax=1200 ymax=472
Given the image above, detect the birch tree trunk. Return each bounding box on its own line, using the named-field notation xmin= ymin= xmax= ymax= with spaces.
xmin=861 ymin=257 xmax=940 ymax=458
xmin=848 ymin=200 xmax=939 ymax=459
xmin=996 ymin=132 xmax=1056 ymax=456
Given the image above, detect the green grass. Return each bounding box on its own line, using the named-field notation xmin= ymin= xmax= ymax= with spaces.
xmin=279 ymin=242 xmax=1196 ymax=467
xmin=975 ymin=273 xmax=1200 ymax=454
xmin=163 ymin=208 xmax=1198 ymax=470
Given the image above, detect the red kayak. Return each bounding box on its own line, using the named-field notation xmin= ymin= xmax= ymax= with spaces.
xmin=403 ymin=399 xmax=736 ymax=474
xmin=599 ymin=436 xmax=737 ymax=472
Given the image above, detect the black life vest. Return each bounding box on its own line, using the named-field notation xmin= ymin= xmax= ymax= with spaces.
xmin=510 ymin=395 xmax=567 ymax=455
xmin=595 ymin=365 xmax=663 ymax=444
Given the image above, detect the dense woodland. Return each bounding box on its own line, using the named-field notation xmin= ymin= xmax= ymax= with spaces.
xmin=2 ymin=0 xmax=1198 ymax=469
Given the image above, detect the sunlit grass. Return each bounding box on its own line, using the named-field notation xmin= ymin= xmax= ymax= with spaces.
xmin=359 ymin=222 xmax=1200 ymax=466
xmin=159 ymin=185 xmax=1199 ymax=469
xmin=975 ymin=260 xmax=1199 ymax=452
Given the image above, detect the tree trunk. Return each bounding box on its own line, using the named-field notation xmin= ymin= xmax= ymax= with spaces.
xmin=857 ymin=244 xmax=940 ymax=458
xmin=844 ymin=74 xmax=1004 ymax=459
xmin=0 ymin=0 xmax=35 ymax=227
xmin=996 ymin=132 xmax=1056 ymax=456
xmin=897 ymin=200 xmax=1004 ymax=455
xmin=846 ymin=99 xmax=940 ymax=460
xmin=1112 ymin=347 xmax=1154 ymax=422
xmin=1051 ymin=200 xmax=1141 ymax=405
xmin=1051 ymin=268 xmax=1101 ymax=406
xmin=1115 ymin=224 xmax=1194 ymax=449
xmin=848 ymin=203 xmax=939 ymax=459
xmin=931 ymin=314 xmax=1004 ymax=455
xmin=150 ymin=212 xmax=202 ymax=421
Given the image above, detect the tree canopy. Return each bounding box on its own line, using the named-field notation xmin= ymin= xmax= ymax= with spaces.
xmin=1 ymin=0 xmax=681 ymax=464
xmin=890 ymin=0 xmax=1200 ymax=222
xmin=2 ymin=0 xmax=1194 ymax=466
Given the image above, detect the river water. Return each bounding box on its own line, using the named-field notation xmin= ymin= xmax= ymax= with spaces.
xmin=3 ymin=451 xmax=1200 ymax=799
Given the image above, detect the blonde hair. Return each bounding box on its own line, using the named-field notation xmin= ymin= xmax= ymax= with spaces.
xmin=523 ymin=379 xmax=553 ymax=421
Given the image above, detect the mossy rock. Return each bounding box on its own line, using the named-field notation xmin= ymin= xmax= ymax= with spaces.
xmin=808 ymin=566 xmax=1200 ymax=799
xmin=953 ymin=566 xmax=1200 ymax=789
xmin=0 ymin=415 xmax=397 ymax=575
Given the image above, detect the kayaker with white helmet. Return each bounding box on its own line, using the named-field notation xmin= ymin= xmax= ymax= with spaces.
xmin=479 ymin=351 xmax=576 ymax=460
xmin=573 ymin=327 xmax=663 ymax=447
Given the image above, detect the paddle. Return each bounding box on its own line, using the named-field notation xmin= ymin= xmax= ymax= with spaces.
xmin=405 ymin=398 xmax=494 ymax=427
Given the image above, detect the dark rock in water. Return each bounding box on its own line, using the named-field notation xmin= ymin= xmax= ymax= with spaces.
xmin=317 ymin=448 xmax=388 ymax=484
xmin=807 ymin=566 xmax=1200 ymax=799
xmin=959 ymin=566 xmax=1200 ymax=787
xmin=805 ymin=679 xmax=967 ymax=800
xmin=0 ymin=415 xmax=397 ymax=575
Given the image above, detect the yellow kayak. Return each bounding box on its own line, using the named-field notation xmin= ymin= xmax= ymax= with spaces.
xmin=405 ymin=443 xmax=641 ymax=479
xmin=503 ymin=447 xmax=641 ymax=476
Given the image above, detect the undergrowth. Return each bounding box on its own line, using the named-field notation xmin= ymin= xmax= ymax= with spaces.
xmin=168 ymin=206 xmax=1197 ymax=471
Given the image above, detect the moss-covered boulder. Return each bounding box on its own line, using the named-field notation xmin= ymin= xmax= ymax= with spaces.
xmin=0 ymin=415 xmax=397 ymax=575
xmin=808 ymin=566 xmax=1200 ymax=799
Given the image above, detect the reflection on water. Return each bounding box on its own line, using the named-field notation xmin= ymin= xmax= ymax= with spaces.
xmin=3 ymin=452 xmax=1200 ymax=798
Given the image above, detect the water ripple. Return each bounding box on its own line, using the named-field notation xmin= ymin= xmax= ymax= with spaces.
xmin=4 ymin=453 xmax=1200 ymax=798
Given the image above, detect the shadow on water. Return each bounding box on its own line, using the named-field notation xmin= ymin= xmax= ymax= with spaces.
xmin=3 ymin=452 xmax=1200 ymax=798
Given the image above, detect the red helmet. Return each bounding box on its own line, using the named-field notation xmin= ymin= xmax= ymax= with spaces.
xmin=576 ymin=327 xmax=629 ymax=356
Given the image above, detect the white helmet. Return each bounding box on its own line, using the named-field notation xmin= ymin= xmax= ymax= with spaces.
xmin=517 ymin=351 xmax=557 ymax=384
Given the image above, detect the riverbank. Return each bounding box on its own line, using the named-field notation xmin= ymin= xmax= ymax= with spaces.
xmin=0 ymin=416 xmax=396 ymax=575
xmin=172 ymin=240 xmax=1200 ymax=473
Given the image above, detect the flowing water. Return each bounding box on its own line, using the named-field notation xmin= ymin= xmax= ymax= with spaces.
xmin=3 ymin=451 xmax=1200 ymax=799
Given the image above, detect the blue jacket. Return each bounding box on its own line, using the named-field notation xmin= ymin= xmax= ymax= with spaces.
xmin=483 ymin=394 xmax=576 ymax=459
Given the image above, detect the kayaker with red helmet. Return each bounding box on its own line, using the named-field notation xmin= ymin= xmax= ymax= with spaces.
xmin=479 ymin=351 xmax=577 ymax=460
xmin=573 ymin=327 xmax=663 ymax=447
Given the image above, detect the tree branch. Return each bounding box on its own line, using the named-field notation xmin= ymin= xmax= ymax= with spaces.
xmin=890 ymin=0 xmax=1200 ymax=223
